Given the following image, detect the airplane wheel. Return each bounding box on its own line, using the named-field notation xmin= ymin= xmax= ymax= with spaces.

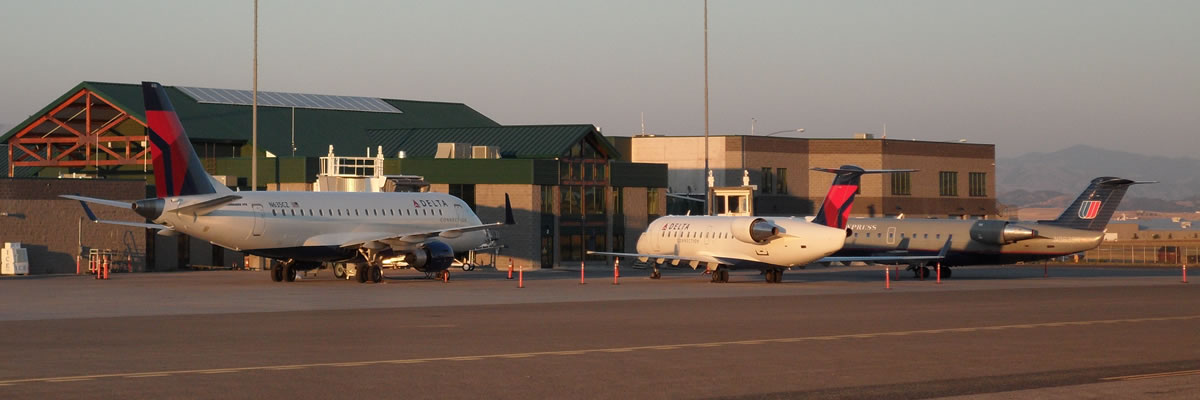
xmin=283 ymin=263 xmax=296 ymax=282
xmin=941 ymin=267 xmax=952 ymax=279
xmin=369 ymin=266 xmax=383 ymax=283
xmin=773 ymin=269 xmax=784 ymax=283
xmin=333 ymin=263 xmax=347 ymax=279
xmin=650 ymin=270 xmax=661 ymax=280
xmin=356 ymin=266 xmax=368 ymax=283
xmin=715 ymin=268 xmax=730 ymax=283
xmin=919 ymin=267 xmax=931 ymax=279
xmin=764 ymin=269 xmax=775 ymax=283
xmin=270 ymin=263 xmax=283 ymax=282
xmin=710 ymin=270 xmax=721 ymax=283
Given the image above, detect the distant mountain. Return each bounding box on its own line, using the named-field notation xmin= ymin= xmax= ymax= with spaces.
xmin=997 ymin=145 xmax=1200 ymax=205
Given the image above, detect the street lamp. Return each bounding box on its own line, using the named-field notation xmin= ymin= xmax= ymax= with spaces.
xmin=764 ymin=128 xmax=805 ymax=137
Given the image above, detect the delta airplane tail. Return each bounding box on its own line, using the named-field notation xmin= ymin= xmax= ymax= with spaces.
xmin=1042 ymin=177 xmax=1147 ymax=232
xmin=142 ymin=81 xmax=224 ymax=198
xmin=811 ymin=165 xmax=915 ymax=229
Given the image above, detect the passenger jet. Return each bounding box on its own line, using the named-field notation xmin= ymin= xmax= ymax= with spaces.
xmin=590 ymin=166 xmax=945 ymax=283
xmin=831 ymin=176 xmax=1148 ymax=278
xmin=64 ymin=82 xmax=512 ymax=284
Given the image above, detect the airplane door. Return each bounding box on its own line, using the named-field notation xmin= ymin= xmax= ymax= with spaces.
xmin=454 ymin=204 xmax=465 ymax=222
xmin=252 ymin=204 xmax=265 ymax=236
xmin=886 ymin=227 xmax=896 ymax=245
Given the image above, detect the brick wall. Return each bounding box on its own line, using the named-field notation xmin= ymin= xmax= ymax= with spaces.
xmin=0 ymin=178 xmax=148 ymax=274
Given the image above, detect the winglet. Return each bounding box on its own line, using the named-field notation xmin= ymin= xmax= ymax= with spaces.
xmin=77 ymin=200 xmax=99 ymax=222
xmin=937 ymin=235 xmax=953 ymax=258
xmin=504 ymin=193 xmax=516 ymax=225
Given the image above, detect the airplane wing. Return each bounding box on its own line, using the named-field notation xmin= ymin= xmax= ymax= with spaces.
xmin=819 ymin=236 xmax=954 ymax=264
xmin=72 ymin=200 xmax=169 ymax=230
xmin=586 ymin=250 xmax=737 ymax=270
xmin=174 ymin=194 xmax=242 ymax=216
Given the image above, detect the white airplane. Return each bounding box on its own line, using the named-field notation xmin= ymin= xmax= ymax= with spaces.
xmin=63 ymin=81 xmax=513 ymax=284
xmin=589 ymin=166 xmax=946 ymax=283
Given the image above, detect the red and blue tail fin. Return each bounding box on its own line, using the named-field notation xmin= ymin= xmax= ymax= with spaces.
xmin=142 ymin=82 xmax=218 ymax=198
xmin=812 ymin=166 xmax=916 ymax=229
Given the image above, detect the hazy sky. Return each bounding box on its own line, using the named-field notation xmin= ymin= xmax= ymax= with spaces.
xmin=1 ymin=0 xmax=1197 ymax=157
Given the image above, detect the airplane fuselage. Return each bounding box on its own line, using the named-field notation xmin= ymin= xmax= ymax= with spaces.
xmin=838 ymin=218 xmax=1104 ymax=266
xmin=150 ymin=191 xmax=487 ymax=262
xmin=635 ymin=215 xmax=847 ymax=270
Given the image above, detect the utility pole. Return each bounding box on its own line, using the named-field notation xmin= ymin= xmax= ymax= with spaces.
xmin=251 ymin=0 xmax=259 ymax=190
xmin=703 ymin=0 xmax=710 ymax=215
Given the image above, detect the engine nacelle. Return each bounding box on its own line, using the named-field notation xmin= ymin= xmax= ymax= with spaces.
xmin=403 ymin=240 xmax=455 ymax=272
xmin=969 ymin=220 xmax=1038 ymax=245
xmin=730 ymin=217 xmax=781 ymax=244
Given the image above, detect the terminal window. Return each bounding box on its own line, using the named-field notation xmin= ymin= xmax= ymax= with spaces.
xmin=939 ymin=171 xmax=958 ymax=196
xmin=891 ymin=172 xmax=912 ymax=195
xmin=969 ymin=172 xmax=987 ymax=197
xmin=761 ymin=168 xmax=774 ymax=194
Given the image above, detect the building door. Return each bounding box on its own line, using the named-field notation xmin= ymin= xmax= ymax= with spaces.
xmin=252 ymin=204 xmax=265 ymax=236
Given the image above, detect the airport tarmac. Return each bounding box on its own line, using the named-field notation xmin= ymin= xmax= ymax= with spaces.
xmin=0 ymin=265 xmax=1196 ymax=399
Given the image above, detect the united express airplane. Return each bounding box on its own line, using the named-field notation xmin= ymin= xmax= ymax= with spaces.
xmin=64 ymin=82 xmax=512 ymax=284
xmin=831 ymin=176 xmax=1148 ymax=278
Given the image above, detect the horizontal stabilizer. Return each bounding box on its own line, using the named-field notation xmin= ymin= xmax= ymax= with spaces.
xmin=74 ymin=200 xmax=169 ymax=230
xmin=60 ymin=195 xmax=132 ymax=209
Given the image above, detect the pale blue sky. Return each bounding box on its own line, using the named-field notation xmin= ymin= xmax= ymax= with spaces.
xmin=1 ymin=0 xmax=1196 ymax=157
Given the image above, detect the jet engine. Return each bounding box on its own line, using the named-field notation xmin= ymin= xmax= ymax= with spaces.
xmin=401 ymin=240 xmax=455 ymax=272
xmin=730 ymin=217 xmax=781 ymax=244
xmin=968 ymin=220 xmax=1039 ymax=245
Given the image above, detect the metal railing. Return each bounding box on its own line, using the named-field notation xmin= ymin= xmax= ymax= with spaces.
xmin=1071 ymin=245 xmax=1200 ymax=265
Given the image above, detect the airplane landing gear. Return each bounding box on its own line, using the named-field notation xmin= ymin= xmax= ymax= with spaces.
xmin=710 ymin=266 xmax=730 ymax=283
xmin=369 ymin=265 xmax=383 ymax=283
xmin=333 ymin=263 xmax=348 ymax=280
xmin=270 ymin=262 xmax=284 ymax=282
xmin=270 ymin=260 xmax=296 ymax=282
xmin=940 ymin=266 xmax=952 ymax=279
xmin=764 ymin=268 xmax=784 ymax=283
xmin=356 ymin=265 xmax=369 ymax=283
xmin=650 ymin=267 xmax=662 ymax=280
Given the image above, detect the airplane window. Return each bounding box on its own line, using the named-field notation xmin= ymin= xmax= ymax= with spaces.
xmin=271 ymin=209 xmax=276 ymax=216
xmin=318 ymin=209 xmax=323 ymax=216
xmin=290 ymin=209 xmax=296 ymax=216
xmin=336 ymin=210 xmax=341 ymax=216
xmin=853 ymin=233 xmax=858 ymax=237
xmin=390 ymin=209 xmax=394 ymax=216
xmin=438 ymin=209 xmax=443 ymax=216
xmin=936 ymin=234 xmax=941 ymax=239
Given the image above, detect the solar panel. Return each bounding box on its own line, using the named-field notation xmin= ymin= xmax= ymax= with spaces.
xmin=176 ymin=86 xmax=402 ymax=114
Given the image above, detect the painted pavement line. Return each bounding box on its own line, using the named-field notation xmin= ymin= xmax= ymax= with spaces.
xmin=3 ymin=314 xmax=1197 ymax=386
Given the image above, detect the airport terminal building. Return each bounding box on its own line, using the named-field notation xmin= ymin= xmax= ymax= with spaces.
xmin=610 ymin=134 xmax=997 ymax=219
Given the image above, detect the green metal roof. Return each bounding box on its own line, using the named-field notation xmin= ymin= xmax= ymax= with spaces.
xmin=366 ymin=125 xmax=622 ymax=160
xmin=1 ymin=81 xmax=501 ymax=157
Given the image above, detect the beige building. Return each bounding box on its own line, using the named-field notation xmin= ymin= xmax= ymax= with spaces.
xmin=611 ymin=134 xmax=996 ymax=219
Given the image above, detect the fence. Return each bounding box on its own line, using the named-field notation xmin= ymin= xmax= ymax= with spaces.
xmin=1073 ymin=244 xmax=1200 ymax=265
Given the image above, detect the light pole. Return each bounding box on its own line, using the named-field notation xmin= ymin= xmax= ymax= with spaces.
xmin=764 ymin=128 xmax=805 ymax=137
